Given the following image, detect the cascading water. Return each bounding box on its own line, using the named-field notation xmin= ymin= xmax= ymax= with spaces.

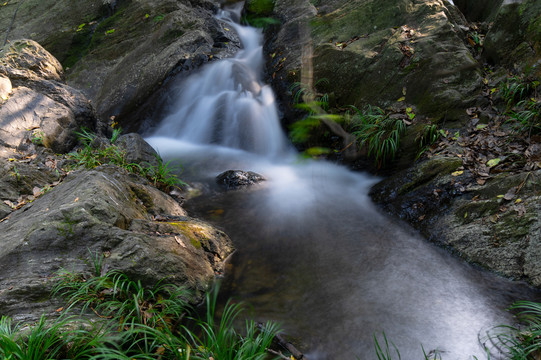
xmin=150 ymin=2 xmax=290 ymax=158
xmin=146 ymin=4 xmax=540 ymax=359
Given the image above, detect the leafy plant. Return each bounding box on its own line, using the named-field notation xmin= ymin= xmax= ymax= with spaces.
xmin=68 ymin=129 xmax=186 ymax=190
xmin=144 ymin=155 xmax=187 ymax=190
xmin=483 ymin=301 xmax=541 ymax=359
xmin=31 ymin=129 xmax=44 ymax=145
xmin=350 ymin=105 xmax=406 ymax=168
xmin=500 ymin=75 xmax=539 ymax=109
xmin=374 ymin=332 xmax=401 ymax=360
xmin=289 ymin=78 xmax=329 ymax=109
xmin=507 ymin=98 xmax=541 ymax=139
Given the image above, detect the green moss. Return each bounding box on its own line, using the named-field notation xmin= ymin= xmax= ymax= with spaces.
xmin=246 ymin=0 xmax=275 ymax=16
xmin=455 ymin=199 xmax=501 ymax=224
xmin=398 ymin=157 xmax=462 ymax=195
xmin=168 ymin=222 xmax=206 ymax=250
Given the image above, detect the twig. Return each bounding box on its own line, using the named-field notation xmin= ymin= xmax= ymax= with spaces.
xmin=267 ymin=348 xmax=291 ymax=360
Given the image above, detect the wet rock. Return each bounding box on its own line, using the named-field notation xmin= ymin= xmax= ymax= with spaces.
xmin=0 ymin=165 xmax=234 ymax=323
xmin=0 ymin=40 xmax=96 ymax=153
xmin=371 ymin=156 xmax=541 ymax=287
xmin=216 ymin=170 xmax=265 ymax=189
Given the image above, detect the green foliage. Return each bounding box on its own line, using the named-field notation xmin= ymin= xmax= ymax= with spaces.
xmin=30 ymin=129 xmax=44 ymax=146
xmin=374 ymin=332 xmax=401 ymax=360
xmin=143 ymin=155 xmax=187 ymax=190
xmin=242 ymin=15 xmax=280 ymax=29
xmin=245 ymin=0 xmax=275 ymax=16
xmin=0 ymin=257 xmax=283 ymax=359
xmin=350 ymin=105 xmax=406 ymax=168
xmin=289 ymin=114 xmax=342 ymax=144
xmin=289 ymin=78 xmax=329 ymax=109
xmin=507 ymin=98 xmax=541 ymax=138
xmin=500 ymin=75 xmax=539 ymax=109
xmin=415 ymin=124 xmax=446 ymax=160
xmin=68 ymin=129 xmax=186 ymax=190
xmin=483 ymin=301 xmax=541 ymax=359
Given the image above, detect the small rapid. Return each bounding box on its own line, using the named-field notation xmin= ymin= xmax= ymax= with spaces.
xmin=145 ymin=4 xmax=540 ymax=359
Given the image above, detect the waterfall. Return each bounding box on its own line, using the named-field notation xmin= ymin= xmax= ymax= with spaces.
xmin=149 ymin=3 xmax=291 ymax=158
xmin=144 ymin=4 xmax=541 ymax=360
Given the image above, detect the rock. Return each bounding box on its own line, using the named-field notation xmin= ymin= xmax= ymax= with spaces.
xmin=0 ymin=40 xmax=64 ymax=82
xmin=0 ymin=40 xmax=97 ymax=153
xmin=370 ymin=156 xmax=541 ymax=287
xmin=116 ymin=133 xmax=160 ymax=167
xmin=452 ymin=0 xmax=502 ymax=21
xmin=483 ymin=0 xmax=541 ymax=76
xmin=0 ymin=165 xmax=233 ymax=323
xmin=0 ymin=75 xmax=11 ymax=99
xmin=269 ymin=0 xmax=482 ymax=123
xmin=216 ymin=170 xmax=266 ymax=189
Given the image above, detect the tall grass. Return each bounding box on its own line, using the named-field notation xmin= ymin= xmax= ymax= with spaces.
xmin=350 ymin=105 xmax=406 ymax=168
xmin=0 ymin=259 xmax=283 ymax=359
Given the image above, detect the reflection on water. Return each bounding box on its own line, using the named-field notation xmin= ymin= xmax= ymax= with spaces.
xmin=144 ymin=4 xmax=541 ymax=359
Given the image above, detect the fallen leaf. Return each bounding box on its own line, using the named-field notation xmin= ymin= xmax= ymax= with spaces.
xmin=56 ymin=307 xmax=64 ymax=312
xmin=515 ymin=198 xmax=522 ymax=204
xmin=33 ymin=186 xmax=41 ymax=197
xmin=397 ymin=96 xmax=405 ymax=102
xmin=476 ymin=178 xmax=486 ymax=185
xmin=175 ymin=236 xmax=186 ymax=248
xmin=487 ymin=158 xmax=501 ymax=167
xmin=503 ymin=187 xmax=516 ymax=201
xmin=451 ymin=170 xmax=464 ymax=176
xmin=74 ymin=197 xmax=79 ymax=202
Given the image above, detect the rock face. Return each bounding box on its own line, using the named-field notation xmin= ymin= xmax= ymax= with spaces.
xmin=371 ymin=155 xmax=541 ymax=286
xmin=269 ymin=0 xmax=482 ymax=123
xmin=0 ymin=35 xmax=233 ymax=323
xmin=483 ymin=0 xmax=541 ymax=76
xmin=0 ymin=0 xmax=241 ymax=129
xmin=0 ymin=40 xmax=96 ymax=153
xmin=0 ymin=166 xmax=233 ymax=323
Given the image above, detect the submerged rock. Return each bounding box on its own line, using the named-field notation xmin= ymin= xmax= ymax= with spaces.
xmin=216 ymin=170 xmax=266 ymax=190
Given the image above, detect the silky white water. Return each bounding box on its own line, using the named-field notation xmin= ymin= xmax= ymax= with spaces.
xmin=145 ymin=4 xmax=539 ymax=359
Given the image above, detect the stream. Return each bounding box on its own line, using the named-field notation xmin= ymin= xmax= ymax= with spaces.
xmin=145 ymin=4 xmax=541 ymax=359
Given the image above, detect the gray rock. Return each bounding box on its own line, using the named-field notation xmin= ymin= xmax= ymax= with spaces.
xmin=0 ymin=40 xmax=97 ymax=153
xmin=0 ymin=75 xmax=11 ymax=100
xmin=483 ymin=0 xmax=541 ymax=75
xmin=0 ymin=165 xmax=233 ymax=323
xmin=216 ymin=170 xmax=265 ymax=189
xmin=269 ymin=0 xmax=482 ymax=123
xmin=371 ymin=156 xmax=541 ymax=287
xmin=116 ymin=133 xmax=160 ymax=168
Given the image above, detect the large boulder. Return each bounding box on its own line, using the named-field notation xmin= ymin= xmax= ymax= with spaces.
xmin=0 ymin=40 xmax=96 ymax=153
xmin=0 ymin=165 xmax=233 ymax=323
xmin=0 ymin=0 xmax=240 ymax=130
xmin=269 ymin=0 xmax=482 ymax=123
xmin=483 ymin=0 xmax=541 ymax=76
xmin=371 ymin=154 xmax=541 ymax=286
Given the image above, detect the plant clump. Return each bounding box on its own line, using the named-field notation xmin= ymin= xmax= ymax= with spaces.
xmin=67 ymin=128 xmax=186 ymax=191
xmin=0 ymin=253 xmax=283 ymax=359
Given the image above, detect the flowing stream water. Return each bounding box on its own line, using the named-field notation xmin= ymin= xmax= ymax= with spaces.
xmin=145 ymin=4 xmax=540 ymax=359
